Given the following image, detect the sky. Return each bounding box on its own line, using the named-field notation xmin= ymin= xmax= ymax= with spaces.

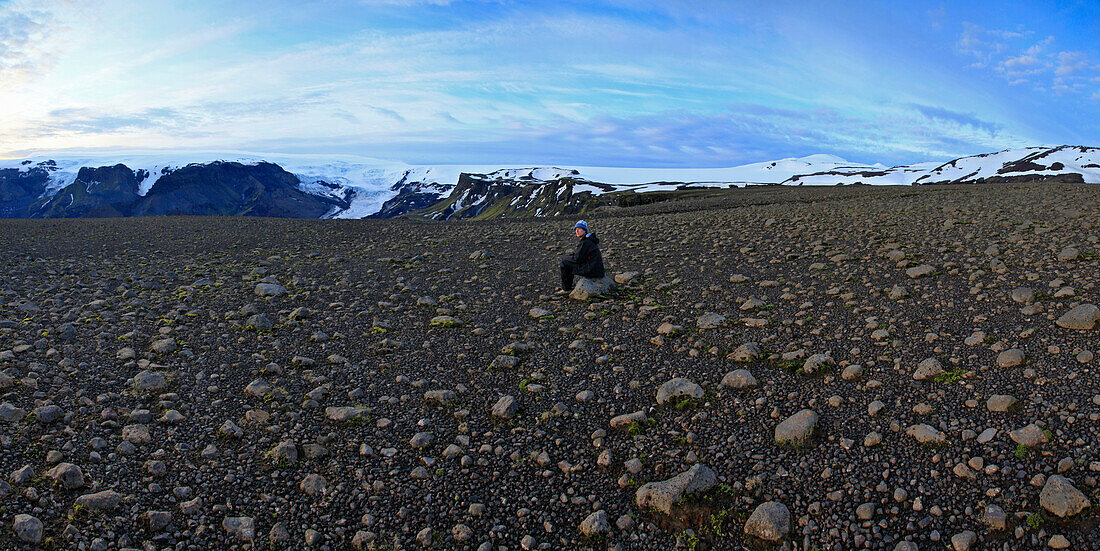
xmin=1 ymin=0 xmax=1099 ymax=167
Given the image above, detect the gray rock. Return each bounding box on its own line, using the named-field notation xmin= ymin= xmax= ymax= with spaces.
xmin=610 ymin=410 xmax=646 ymax=429
xmin=45 ymin=462 xmax=84 ymax=489
xmin=696 ymin=312 xmax=726 ymax=329
xmin=429 ymin=315 xmax=463 ymax=327
xmin=802 ymin=353 xmax=834 ymax=375
xmin=721 ymin=369 xmax=757 ymax=389
xmin=996 ymin=348 xmax=1024 ymax=367
xmin=150 ymin=338 xmax=177 ymax=354
xmin=730 ymin=342 xmax=762 ymax=362
xmin=905 ymin=264 xmax=935 ymax=278
xmin=491 ymin=395 xmax=518 ymax=419
xmin=10 ymin=464 xmax=33 ymax=484
xmin=133 ymin=370 xmax=168 ymax=392
xmin=75 ymin=490 xmax=122 ymax=511
xmin=634 ymin=464 xmax=717 ymax=514
xmin=578 ymin=510 xmax=610 ymax=538
xmin=244 ymin=378 xmax=273 ymax=398
xmin=894 ymin=542 xmax=920 ymax=551
xmin=33 ymin=404 xmax=63 ymax=423
xmin=223 ymin=516 xmax=256 ymax=541
xmin=269 ymin=440 xmax=298 ymax=466
xmin=325 ymin=406 xmax=368 ymax=423
xmin=656 ymin=377 xmax=704 ymax=405
xmin=0 ymin=402 xmax=25 ymax=423
xmin=950 ymin=531 xmax=976 ymax=551
xmin=490 ymin=355 xmax=520 ymax=370
xmin=13 ymin=514 xmax=43 ymax=543
xmin=424 ymin=389 xmax=457 ymax=404
xmin=1009 ymin=423 xmax=1048 ymax=447
xmin=410 ymin=432 xmax=434 ymax=449
xmin=122 ymin=424 xmax=152 ymax=444
xmin=743 ymin=501 xmax=790 ymax=542
xmin=254 ymin=283 xmax=287 ymax=297
xmin=299 ymin=473 xmax=327 ymax=497
xmin=614 ymin=271 xmax=638 ymax=284
xmin=1009 ymin=287 xmax=1034 ymax=303
xmin=1057 ymin=246 xmax=1079 ymax=262
xmin=1056 ymin=303 xmax=1099 ymax=330
xmin=775 ymin=409 xmax=818 ymax=446
xmin=912 ymin=358 xmax=943 ymax=381
xmin=986 ymin=394 xmax=1017 ymax=412
xmin=906 ymin=424 xmax=946 ymax=445
xmin=570 ymin=276 xmax=614 ymax=300
xmin=983 ymin=504 xmax=1006 ymax=530
xmin=245 ymin=313 xmax=273 ymax=330
xmin=1040 ymin=475 xmax=1091 ymax=518
xmin=144 ymin=510 xmax=173 ymax=531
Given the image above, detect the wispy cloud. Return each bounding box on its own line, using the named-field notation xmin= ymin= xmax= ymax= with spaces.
xmin=956 ymin=23 xmax=1100 ymax=95
xmin=1 ymin=1 xmax=1097 ymax=164
xmin=0 ymin=2 xmax=60 ymax=89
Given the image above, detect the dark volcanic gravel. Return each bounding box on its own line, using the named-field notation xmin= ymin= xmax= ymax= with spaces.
xmin=1 ymin=183 xmax=1099 ymax=551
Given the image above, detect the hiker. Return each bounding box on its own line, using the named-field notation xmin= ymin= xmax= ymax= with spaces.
xmin=559 ymin=220 xmax=604 ymax=292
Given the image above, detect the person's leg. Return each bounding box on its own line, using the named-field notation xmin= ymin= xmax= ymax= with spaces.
xmin=560 ymin=259 xmax=577 ymax=291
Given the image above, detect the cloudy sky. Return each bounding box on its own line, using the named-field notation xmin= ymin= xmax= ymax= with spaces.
xmin=1 ymin=0 xmax=1098 ymax=166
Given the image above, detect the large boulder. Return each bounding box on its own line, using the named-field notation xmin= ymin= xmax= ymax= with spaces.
xmin=635 ymin=464 xmax=717 ymax=514
xmin=570 ymin=276 xmax=613 ymax=300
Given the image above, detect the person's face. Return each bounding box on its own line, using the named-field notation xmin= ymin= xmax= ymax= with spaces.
xmin=574 ymin=227 xmax=585 ymax=238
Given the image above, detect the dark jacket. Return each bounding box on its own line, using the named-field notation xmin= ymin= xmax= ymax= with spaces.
xmin=569 ymin=233 xmax=605 ymax=278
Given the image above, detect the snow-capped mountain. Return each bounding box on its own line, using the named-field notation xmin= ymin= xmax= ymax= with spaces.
xmin=1 ymin=146 xmax=1097 ymax=219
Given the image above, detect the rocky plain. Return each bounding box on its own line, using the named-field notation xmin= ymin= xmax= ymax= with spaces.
xmin=1 ymin=182 xmax=1098 ymax=550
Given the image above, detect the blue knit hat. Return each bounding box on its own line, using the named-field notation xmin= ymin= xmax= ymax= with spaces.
xmin=574 ymin=220 xmax=588 ymax=232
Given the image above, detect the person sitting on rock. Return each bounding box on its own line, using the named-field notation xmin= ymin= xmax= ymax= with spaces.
xmin=559 ymin=220 xmax=604 ymax=292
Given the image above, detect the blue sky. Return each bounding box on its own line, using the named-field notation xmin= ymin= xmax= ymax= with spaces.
xmin=1 ymin=0 xmax=1098 ymax=167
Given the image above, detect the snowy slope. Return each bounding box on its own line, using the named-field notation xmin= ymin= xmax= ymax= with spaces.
xmin=4 ymin=146 xmax=1099 ymax=219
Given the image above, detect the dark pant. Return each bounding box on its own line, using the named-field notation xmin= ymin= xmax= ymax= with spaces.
xmin=560 ymin=258 xmax=580 ymax=291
